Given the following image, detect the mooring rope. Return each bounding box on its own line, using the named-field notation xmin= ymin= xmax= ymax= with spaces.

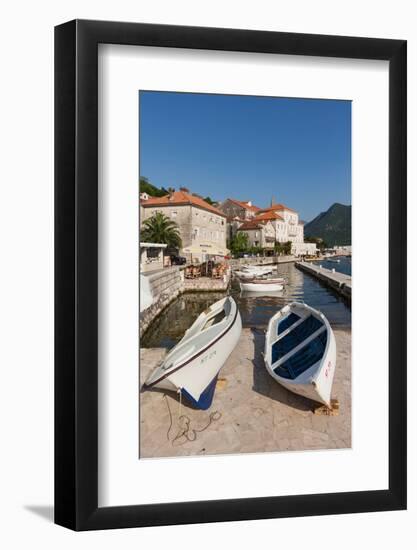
xmin=163 ymin=393 xmax=222 ymax=446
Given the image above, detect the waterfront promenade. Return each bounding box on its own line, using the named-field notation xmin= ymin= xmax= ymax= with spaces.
xmin=140 ymin=328 xmax=351 ymax=457
xmin=295 ymin=261 xmax=351 ymax=301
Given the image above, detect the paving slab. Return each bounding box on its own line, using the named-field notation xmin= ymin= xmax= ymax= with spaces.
xmin=139 ymin=328 xmax=351 ymax=458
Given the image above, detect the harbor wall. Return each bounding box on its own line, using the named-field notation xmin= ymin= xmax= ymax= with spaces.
xmin=140 ymin=267 xmax=231 ymax=337
xmin=183 ymin=269 xmax=231 ymax=292
xmin=140 ymin=267 xmax=184 ymax=337
xmin=295 ymin=261 xmax=352 ymax=301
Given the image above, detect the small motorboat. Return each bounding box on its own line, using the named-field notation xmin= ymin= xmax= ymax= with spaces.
xmin=240 ymin=278 xmax=284 ymax=292
xmin=143 ymin=296 xmax=242 ymax=409
xmin=327 ymin=258 xmax=341 ymax=263
xmin=264 ymin=302 xmax=336 ymax=407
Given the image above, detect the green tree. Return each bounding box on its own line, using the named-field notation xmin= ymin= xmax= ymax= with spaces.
xmin=141 ymin=212 xmax=182 ymax=248
xmin=250 ymin=246 xmax=263 ymax=256
xmin=230 ymin=232 xmax=249 ymax=256
xmin=139 ymin=176 xmax=168 ymax=197
xmin=282 ymin=241 xmax=292 ymax=255
xmin=274 ymin=242 xmax=283 ymax=255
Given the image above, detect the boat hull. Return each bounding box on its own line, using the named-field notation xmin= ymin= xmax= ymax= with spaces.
xmin=240 ymin=281 xmax=283 ymax=292
xmin=144 ymin=297 xmax=242 ymax=409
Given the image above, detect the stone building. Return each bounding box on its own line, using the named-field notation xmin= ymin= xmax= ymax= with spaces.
xmin=255 ymin=203 xmax=304 ymax=243
xmin=140 ymin=188 xmax=228 ymax=263
xmin=218 ymin=198 xmax=260 ymax=221
xmin=236 ymin=219 xmax=275 ymax=250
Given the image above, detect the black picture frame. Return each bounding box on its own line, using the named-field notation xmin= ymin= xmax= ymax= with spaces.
xmin=55 ymin=19 xmax=407 ymax=531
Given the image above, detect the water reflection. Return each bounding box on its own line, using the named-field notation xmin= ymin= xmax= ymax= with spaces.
xmin=141 ymin=262 xmax=351 ymax=349
xmin=141 ymin=291 xmax=225 ymax=349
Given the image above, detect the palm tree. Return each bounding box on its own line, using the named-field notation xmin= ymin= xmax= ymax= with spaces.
xmin=141 ymin=212 xmax=182 ymax=249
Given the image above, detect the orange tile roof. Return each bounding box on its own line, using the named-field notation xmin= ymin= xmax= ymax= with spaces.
xmin=237 ymin=220 xmax=265 ymax=230
xmin=258 ymin=203 xmax=297 ymax=214
xmin=254 ymin=211 xmax=284 ymax=222
xmin=227 ymin=198 xmax=260 ymax=212
xmin=141 ymin=190 xmax=226 ymax=217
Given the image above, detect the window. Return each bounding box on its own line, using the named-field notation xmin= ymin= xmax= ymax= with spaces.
xmin=147 ymin=247 xmax=160 ymax=259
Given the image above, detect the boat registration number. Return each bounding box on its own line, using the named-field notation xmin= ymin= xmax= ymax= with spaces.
xmin=200 ymin=350 xmax=217 ymax=365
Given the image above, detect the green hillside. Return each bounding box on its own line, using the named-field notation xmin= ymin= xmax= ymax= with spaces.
xmin=139 ymin=177 xmax=168 ymax=197
xmin=304 ymin=203 xmax=351 ymax=247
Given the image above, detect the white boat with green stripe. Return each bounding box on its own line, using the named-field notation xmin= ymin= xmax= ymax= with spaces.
xmin=264 ymin=302 xmax=336 ymax=408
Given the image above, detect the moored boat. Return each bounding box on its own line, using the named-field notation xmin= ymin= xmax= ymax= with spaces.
xmin=235 ymin=269 xmax=271 ymax=279
xmin=143 ymin=296 xmax=242 ymax=409
xmin=235 ymin=265 xmax=274 ymax=278
xmin=264 ymin=302 xmax=336 ymax=407
xmin=240 ymin=278 xmax=284 ymax=292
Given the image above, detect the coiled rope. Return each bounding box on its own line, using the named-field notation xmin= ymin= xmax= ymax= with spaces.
xmin=164 ymin=391 xmax=222 ymax=446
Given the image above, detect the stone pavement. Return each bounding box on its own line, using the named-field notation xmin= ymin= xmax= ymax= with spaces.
xmin=139 ymin=328 xmax=351 ymax=458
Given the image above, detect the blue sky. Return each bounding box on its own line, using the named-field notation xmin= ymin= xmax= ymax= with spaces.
xmin=139 ymin=91 xmax=351 ymax=222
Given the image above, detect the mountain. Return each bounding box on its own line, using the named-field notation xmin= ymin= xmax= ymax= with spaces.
xmin=304 ymin=203 xmax=351 ymax=247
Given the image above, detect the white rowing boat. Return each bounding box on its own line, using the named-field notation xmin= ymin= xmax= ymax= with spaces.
xmin=242 ymin=265 xmax=274 ymax=273
xmin=264 ymin=302 xmax=336 ymax=407
xmin=235 ymin=270 xmax=271 ymax=279
xmin=144 ymin=296 xmax=242 ymax=409
xmin=240 ymin=279 xmax=284 ymax=292
xmin=235 ymin=266 xmax=274 ymax=278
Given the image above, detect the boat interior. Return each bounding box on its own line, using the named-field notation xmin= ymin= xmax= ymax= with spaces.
xmin=159 ymin=298 xmax=234 ymax=372
xmin=269 ymin=309 xmax=327 ymax=381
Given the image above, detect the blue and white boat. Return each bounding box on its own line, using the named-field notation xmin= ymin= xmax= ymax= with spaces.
xmin=264 ymin=302 xmax=336 ymax=407
xmin=144 ymin=296 xmax=242 ymax=410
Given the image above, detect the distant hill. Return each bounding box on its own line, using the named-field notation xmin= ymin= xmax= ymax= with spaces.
xmin=304 ymin=203 xmax=351 ymax=247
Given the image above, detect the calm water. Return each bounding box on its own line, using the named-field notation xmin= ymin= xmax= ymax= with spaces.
xmin=141 ymin=262 xmax=351 ymax=349
xmin=312 ymin=255 xmax=352 ymax=276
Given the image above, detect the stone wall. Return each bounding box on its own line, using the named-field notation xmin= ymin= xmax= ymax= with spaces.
xmin=183 ymin=269 xmax=231 ymax=292
xmin=140 ymin=266 xmax=232 ymax=337
xmin=142 ymin=203 xmax=193 ymax=249
xmin=141 ymin=202 xmax=227 ymax=262
xmin=140 ymin=267 xmax=184 ymax=337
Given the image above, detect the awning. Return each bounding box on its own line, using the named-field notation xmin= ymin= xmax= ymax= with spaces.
xmin=140 ymin=242 xmax=167 ymax=248
xmin=182 ymin=244 xmax=229 ymax=256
